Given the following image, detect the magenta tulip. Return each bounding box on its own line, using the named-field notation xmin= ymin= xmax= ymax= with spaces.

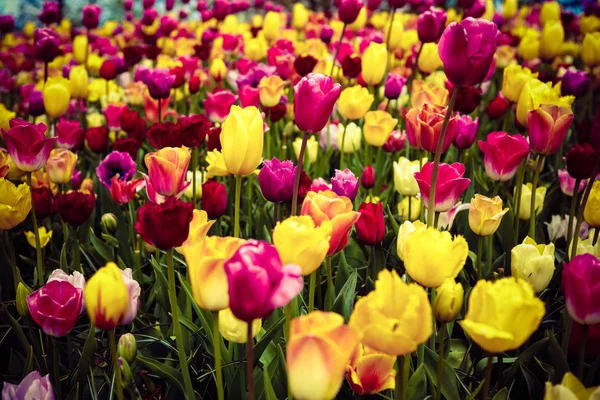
xmin=27 ymin=280 xmax=83 ymax=337
xmin=528 ymin=104 xmax=574 ymax=155
xmin=56 ymin=119 xmax=85 ymax=150
xmin=145 ymin=69 xmax=175 ymax=100
xmin=204 ymin=90 xmax=238 ymax=123
xmin=257 ymin=158 xmax=296 ymax=203
xmin=82 ymin=4 xmax=102 ymax=29
xmin=414 ymin=162 xmax=471 ymax=212
xmin=294 ymin=73 xmax=341 ymax=134
xmin=331 ymin=169 xmax=359 ymax=201
xmin=563 ymin=254 xmax=600 ymax=325
xmin=339 ymin=0 xmax=364 ymax=24
xmin=452 ymin=113 xmax=479 ymax=150
xmin=417 ymin=7 xmax=446 ymax=43
xmin=478 ymin=131 xmax=530 ymax=182
xmin=2 ymin=120 xmax=56 ymax=172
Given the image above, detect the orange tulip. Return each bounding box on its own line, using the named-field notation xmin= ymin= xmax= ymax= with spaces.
xmin=346 ymin=344 xmax=396 ymax=395
xmin=143 ymin=147 xmax=190 ymax=203
xmin=411 ymin=80 xmax=449 ymax=108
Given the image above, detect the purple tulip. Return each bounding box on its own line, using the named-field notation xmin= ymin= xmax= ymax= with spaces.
xmin=331 ymin=169 xmax=359 ymax=201
xmin=258 ymin=158 xmax=296 ymax=203
xmin=29 ymin=90 xmax=46 ymax=117
xmin=0 ymin=15 xmax=15 ymax=34
xmin=96 ymin=151 xmax=138 ymax=189
xmin=438 ymin=17 xmax=498 ymax=87
xmin=38 ymin=1 xmax=61 ymax=25
xmin=294 ymin=73 xmax=341 ymax=134
xmin=463 ymin=0 xmax=486 ymax=18
xmin=453 ymin=114 xmax=479 ymax=150
xmin=2 ymin=371 xmax=55 ymax=400
xmin=417 ymin=7 xmax=446 ymax=43
xmin=143 ymin=0 xmax=156 ymax=9
xmin=82 ymin=4 xmax=102 ymax=29
xmin=384 ymin=73 xmax=406 ymax=100
xmin=33 ymin=28 xmax=62 ymax=64
xmin=339 ymin=0 xmax=364 ymax=24
xmin=561 ymin=69 xmax=590 ymax=97
xmin=145 ymin=69 xmax=175 ymax=100
xmin=320 ymin=26 xmax=334 ymax=43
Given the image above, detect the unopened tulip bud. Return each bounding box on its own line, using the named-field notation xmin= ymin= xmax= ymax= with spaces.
xmin=143 ymin=242 xmax=156 ymax=254
xmin=119 ymin=357 xmax=134 ymax=385
xmin=101 ymin=213 xmax=119 ymax=235
xmin=16 ymin=283 xmax=31 ymax=317
xmin=361 ymin=166 xmax=375 ymax=189
xmin=434 ymin=279 xmax=464 ymax=322
xmin=118 ymin=333 xmax=138 ymax=363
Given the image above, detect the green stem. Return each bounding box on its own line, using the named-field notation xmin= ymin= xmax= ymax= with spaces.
xmin=329 ymin=24 xmax=347 ymax=78
xmin=234 ymin=175 xmax=243 ymax=237
xmin=339 ymin=124 xmax=348 ymax=170
xmin=266 ymin=122 xmax=272 ymax=160
xmin=73 ymin=226 xmax=81 ymax=272
xmin=325 ymin=257 xmax=334 ymax=311
xmin=291 ymin=132 xmax=309 ymax=216
xmin=212 ymin=312 xmax=224 ymax=400
xmin=407 ymin=195 xmax=412 ymax=221
xmin=528 ymin=155 xmax=545 ymax=239
xmin=572 ymin=159 xmax=600 ymax=258
xmin=6 ymin=231 xmax=19 ymax=291
xmin=426 ymin=86 xmax=460 ymax=227
xmin=246 ymin=175 xmax=253 ymax=236
xmin=157 ymin=98 xmax=162 ymax=123
xmin=192 ymin=147 xmax=198 ymax=208
xmin=308 ymin=271 xmax=316 ymax=312
xmin=435 ymin=324 xmax=446 ymax=400
xmin=577 ymin=324 xmax=589 ymax=380
xmin=566 ymin=178 xmax=581 ymax=257
xmin=561 ymin=314 xmax=573 ymax=354
xmin=395 ymin=355 xmax=407 ymax=400
xmin=487 ymin=235 xmax=493 ymax=274
xmin=109 ymin=330 xmax=123 ymax=400
xmin=482 ymin=355 xmax=493 ymax=400
xmin=513 ymin=161 xmax=526 ymax=239
xmin=246 ymin=323 xmax=255 ymax=400
xmin=166 ymin=249 xmax=195 ymax=399
xmin=476 ymin=235 xmax=484 ymax=281
xmin=27 ymin=172 xmax=43 ymax=286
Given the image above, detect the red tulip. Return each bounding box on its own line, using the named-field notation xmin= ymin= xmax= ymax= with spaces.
xmin=355 ymin=202 xmax=385 ymax=246
xmin=136 ymin=198 xmax=194 ymax=250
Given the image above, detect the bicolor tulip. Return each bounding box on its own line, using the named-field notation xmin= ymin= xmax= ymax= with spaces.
xmin=258 ymin=75 xmax=286 ymax=107
xmin=2 ymin=121 xmax=56 ymax=172
xmin=144 ymin=147 xmax=191 ymax=203
xmin=218 ymin=307 xmax=262 ymax=343
xmin=516 ymin=79 xmax=574 ymax=127
xmin=478 ymin=131 xmax=530 ymax=182
xmin=414 ymin=162 xmax=471 ymax=212
xmin=204 ymin=90 xmax=238 ymax=123
xmin=2 ymin=371 xmax=54 ymax=400
xmin=528 ymin=105 xmax=574 ymax=155
xmin=346 ymin=344 xmax=395 ymax=395
xmin=405 ymin=104 xmax=458 ymax=153
xmin=330 ymin=169 xmax=359 ymax=201
xmin=27 ymin=280 xmax=82 ymax=337
xmin=468 ymin=194 xmax=509 ymax=236
xmin=85 ymin=262 xmax=130 ymax=330
xmin=45 ymin=149 xmax=77 ymax=185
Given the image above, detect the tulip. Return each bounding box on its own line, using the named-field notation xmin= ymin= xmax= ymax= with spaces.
xmin=346 ymin=344 xmax=396 ymax=395
xmin=397 ymin=197 xmax=421 ymax=222
xmin=384 ymin=73 xmax=405 ymax=100
xmin=502 ymin=0 xmax=516 ymax=18
xmin=0 ymin=15 xmax=15 ymax=34
xmin=338 ymin=85 xmax=374 ymax=121
xmin=511 ymin=236 xmax=555 ymax=293
xmin=69 ymin=65 xmax=89 ymax=99
xmin=3 ymin=121 xmax=56 ymax=173
xmin=452 ymin=114 xmax=478 ymax=150
xmin=502 ymin=64 xmax=538 ymax=103
xmin=291 ymin=3 xmax=309 ymax=29
xmin=561 ymin=69 xmax=589 ymax=98
xmin=336 ymin=122 xmax=362 ymax=153
xmin=558 ymin=170 xmax=586 ymax=198
xmin=331 ymin=169 xmax=359 ymax=201
xmin=183 ymin=236 xmax=245 ymax=311
xmin=273 ymin=216 xmax=332 ymax=275
xmin=404 ymin=226 xmax=468 ymax=287
xmin=437 ymin=17 xmax=498 ymax=86
xmin=45 ymin=149 xmax=77 ymax=184
xmin=528 ymin=105 xmax=574 ymax=155
xmin=405 ymin=104 xmax=458 ymax=154
xmin=27 ymin=280 xmax=82 ymax=337
xmin=136 ymin=198 xmax=194 ymax=250
xmin=516 ymin=79 xmax=574 ymax=127
xmin=540 ymin=1 xmax=561 ymax=26
xmin=301 ymin=191 xmax=360 ymax=256
xmin=82 ymin=4 xmax=101 ymax=29
xmin=86 ymin=126 xmax=109 ymax=153
xmin=258 ymin=75 xmax=286 ymax=108
xmin=361 ymin=166 xmax=375 ymax=189
xmin=584 ymin=181 xmax=600 ymax=228
xmin=220 ymin=105 xmax=263 ymax=177
xmin=363 ymin=111 xmax=398 ymax=147
xmin=361 ymin=42 xmax=387 ymax=86
xmin=469 ymin=194 xmax=509 ymax=236
xmin=518 ymin=33 xmax=540 ymax=62
xmin=415 ymin=162 xmax=471 ymax=213
xmin=204 ymin=90 xmax=238 ymax=123
xmin=544 ymin=372 xmax=600 ymax=400
xmin=147 ymin=122 xmax=183 ymax=149
xmin=210 ymin=58 xmax=228 ymax=81
xmin=349 ymin=269 xmax=432 ymax=355
xmin=144 ymin=147 xmax=191 ymax=203
xmin=0 ymin=178 xmax=32 ymax=230
xmin=224 ymin=240 xmax=303 ymax=321
xmin=293 ymin=136 xmax=319 ymax=163
xmin=258 ymin=158 xmax=295 ymax=203
xmin=43 ymin=77 xmax=71 ymax=119
xmin=434 ymin=279 xmax=464 ymax=323
xmin=202 ymin=180 xmax=227 ymax=219
xmin=417 ymin=6 xmax=446 ymax=43
xmin=263 ymin=11 xmax=281 ymax=42
xmin=31 ymin=187 xmax=55 ymax=219
xmin=412 ymin=80 xmax=449 ymax=109
xmin=294 ymin=73 xmax=342 ymax=134
xmin=486 ymin=95 xmax=510 ymax=119
xmin=1 ymin=371 xmax=54 ymax=400
xmin=99 ymin=60 xmax=119 ymax=81
xmin=219 ymin=307 xmax=262 ymax=343
xmin=418 ymin=43 xmax=443 ymax=74
xmin=355 ymin=202 xmax=385 ymax=246
xmin=55 ymin=191 xmax=96 ymax=226
xmin=563 ymin=254 xmax=600 ymax=325
xmin=539 ymin=20 xmax=564 ymax=60
xmin=206 ymin=150 xmax=230 ymax=179
xmin=460 ymin=277 xmax=545 ymax=353
xmin=176 ymin=209 xmax=215 ymax=251
xmin=96 ymin=151 xmax=137 ymax=189
xmin=118 ymin=333 xmax=138 ymax=365
xmin=145 ymin=69 xmax=175 ymax=100
xmin=25 ymin=226 xmax=52 ymax=249
xmin=582 ymin=33 xmax=600 ymax=68
xmin=341 ymin=55 xmax=361 ymax=79
xmin=85 ymin=262 xmax=129 ymax=330
xmin=33 ymin=28 xmax=61 ymax=64
xmin=478 ymin=131 xmax=530 ymax=182
xmin=339 ymin=0 xmax=363 ymax=24
xmin=56 ymin=119 xmax=84 ymax=151
xmin=120 ymin=268 xmax=141 ymax=325
xmin=516 ymin=183 xmax=546 ymax=220
xmin=393 ymin=157 xmax=423 ymax=197
xmin=347 ymin=7 xmax=367 ymax=31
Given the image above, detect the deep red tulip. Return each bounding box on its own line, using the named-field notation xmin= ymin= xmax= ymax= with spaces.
xmin=355 ymin=202 xmax=385 ymax=246
xmin=201 ymin=179 xmax=227 ymax=218
xmin=136 ymin=198 xmax=194 ymax=250
xmin=55 ymin=191 xmax=96 ymax=226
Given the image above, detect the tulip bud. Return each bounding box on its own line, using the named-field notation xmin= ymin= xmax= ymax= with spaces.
xmin=119 ymin=357 xmax=134 ymax=386
xmin=101 ymin=213 xmax=119 ymax=235
xmin=16 ymin=283 xmax=31 ymax=317
xmin=361 ymin=166 xmax=375 ymax=189
xmin=118 ymin=333 xmax=138 ymax=364
xmin=434 ymin=279 xmax=464 ymax=322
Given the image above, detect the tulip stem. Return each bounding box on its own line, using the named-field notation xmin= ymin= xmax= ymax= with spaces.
xmin=513 ymin=161 xmax=526 ymax=244
xmin=339 ymin=124 xmax=348 ymax=170
xmin=108 ymin=330 xmax=123 ymax=400
xmin=212 ymin=312 xmax=224 ymax=400
xmin=27 ymin=172 xmax=44 ymax=286
xmin=157 ymin=98 xmax=162 ymax=123
xmin=325 ymin=256 xmax=334 ymax=311
xmin=435 ymin=323 xmax=446 ymax=400
xmin=329 ymin=24 xmax=347 ymax=78
xmin=166 ymin=249 xmax=195 ymax=399
xmin=476 ymin=235 xmax=484 ymax=280
xmin=308 ymin=270 xmax=316 ymax=312
xmin=487 ymin=235 xmax=493 ymax=274
xmin=528 ymin=155 xmax=544 ymax=240
xmin=577 ymin=324 xmax=589 ymax=380
xmin=426 ymin=85 xmax=460 ymax=228
xmin=192 ymin=147 xmax=198 ymax=208
xmin=234 ymin=175 xmax=242 ymax=237
xmin=566 ymin=178 xmax=581 ymax=257
xmin=246 ymin=323 xmax=255 ymax=400
xmin=571 ymin=159 xmax=600 ymax=259
xmin=5 ymin=231 xmax=19 ymax=291
xmin=482 ymin=355 xmax=493 ymax=400
xmin=44 ymin=62 xmax=48 ymax=84
xmin=291 ymin=132 xmax=309 ymax=216
xmin=385 ymin=9 xmax=395 ymax=71
xmin=395 ymin=355 xmax=407 ymax=400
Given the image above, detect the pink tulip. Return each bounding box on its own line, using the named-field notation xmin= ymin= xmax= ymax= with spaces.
xmin=339 ymin=0 xmax=364 ymax=24
xmin=563 ymin=254 xmax=600 ymax=325
xmin=27 ymin=280 xmax=82 ymax=337
xmin=104 ymin=104 xmax=128 ymax=131
xmin=528 ymin=104 xmax=574 ymax=155
xmin=120 ymin=268 xmax=141 ymax=325
xmin=110 ymin=176 xmax=145 ymax=205
xmin=414 ymin=162 xmax=471 ymax=212
xmin=452 ymin=113 xmax=478 ymax=150
xmin=310 ymin=177 xmax=332 ymax=193
xmin=2 ymin=371 xmax=54 ymax=400
xmin=438 ymin=17 xmax=498 ymax=87
xmin=478 ymin=131 xmax=530 ymax=182
xmin=224 ymin=240 xmax=303 ymax=322
xmin=204 ymin=90 xmax=238 ymax=123
xmin=56 ymin=119 xmax=85 ymax=151
xmin=417 ymin=6 xmax=446 ymax=43
xmin=294 ymin=73 xmax=342 ymax=134
xmin=558 ymin=169 xmax=587 ymax=197
xmin=2 ymin=120 xmax=57 ymax=172
xmin=239 ymin=85 xmax=260 ymax=108
xmin=47 ymin=269 xmax=86 ymax=313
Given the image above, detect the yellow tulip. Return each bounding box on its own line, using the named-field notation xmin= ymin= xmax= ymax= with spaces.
xmin=346 ymin=344 xmax=396 ymax=395
xmin=219 ymin=308 xmax=261 ymax=343
xmin=0 ymin=103 xmax=15 ymax=132
xmin=43 ymin=78 xmax=71 ymax=119
xmin=348 ymin=7 xmax=367 ymax=32
xmin=25 ymin=226 xmax=52 ymax=249
xmin=184 ymin=170 xmax=206 ymax=200
xmin=69 ymin=65 xmax=89 ymax=99
xmin=206 ymin=150 xmax=230 ymax=179
xmin=468 ymin=194 xmax=509 ymax=236
xmin=495 ymin=45 xmax=517 ymax=69
xmin=85 ymin=262 xmax=130 ymax=330
xmin=87 ymin=53 xmax=104 ymax=76
xmin=338 ymin=85 xmax=374 ymax=120
xmin=539 ymin=21 xmax=564 ymax=60
xmin=516 ymin=79 xmax=574 ymax=126
xmin=515 ymin=183 xmax=546 ymax=221
xmin=292 ymin=3 xmax=309 ymax=30
xmin=177 ymin=209 xmax=215 ymax=251
xmin=293 ymin=136 xmax=318 ymax=163
xmin=397 ymin=196 xmax=421 ymax=222
xmin=363 ymin=111 xmax=397 ymax=147
xmin=258 ymin=75 xmax=286 ymax=108
xmin=503 ymin=0 xmax=517 ymax=19
xmin=385 ymin=15 xmax=404 ymax=51
xmin=393 ymin=157 xmax=423 ymax=197
xmin=569 ymin=235 xmax=600 ymax=259
xmin=244 ymin=37 xmax=267 ymax=61
xmin=0 ymin=178 xmax=31 ymax=230
xmin=580 ymin=15 xmax=600 ymax=35
xmin=518 ymin=33 xmax=540 ymax=62
xmin=403 ymin=227 xmax=468 ymax=288
xmin=502 ymin=64 xmax=538 ymax=103
xmin=23 ymin=21 xmax=36 ymax=38
xmin=73 ymin=35 xmax=89 ymax=65
xmin=263 ymin=11 xmax=281 ymax=42
xmin=209 ymin=57 xmax=227 ymax=81
xmin=460 ymin=277 xmax=545 ymax=353
xmin=0 ymin=150 xmax=9 ymax=178
xmin=417 ymin=43 xmax=443 ymax=74
xmin=349 ymin=269 xmax=432 ymax=355
xmin=361 ymin=42 xmax=387 ymax=86
xmin=336 ymin=122 xmax=362 ymax=153
xmin=434 ymin=279 xmax=464 ymax=323
xmin=87 ymin=112 xmax=105 ymax=128
xmin=45 ymin=149 xmax=78 ymax=185
xmin=396 ymin=220 xmax=425 ymax=261
xmin=220 ymin=106 xmax=264 ymax=177
xmin=273 ymin=216 xmax=332 ymax=275
xmin=544 ymin=372 xmax=600 ymax=400
xmin=183 ymin=236 xmax=245 ymax=311
xmin=411 ymin=80 xmax=449 ymax=108
xmin=511 ymin=236 xmax=555 ymax=293
xmin=582 ymin=33 xmax=600 ymax=68
xmin=584 ymin=180 xmax=600 ymax=228
xmin=288 ymin=311 xmax=359 ymax=400
xmin=540 ymin=1 xmax=561 ymax=26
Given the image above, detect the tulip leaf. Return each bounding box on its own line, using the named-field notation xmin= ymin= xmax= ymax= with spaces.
xmin=465 ymin=378 xmax=485 ymax=400
xmin=331 ymin=270 xmax=358 ymax=321
xmin=262 ymin=365 xmax=278 ymax=400
xmin=504 ymin=337 xmax=549 ymax=384
xmin=64 ymin=383 xmax=80 ymax=400
xmin=74 ymin=325 xmax=97 ymax=394
xmin=254 ymin=314 xmax=286 ymax=363
xmin=21 ymin=345 xmax=33 ymax=376
xmin=407 ymin=364 xmax=428 ymax=399
xmin=60 ymin=242 xmax=69 ymax=271
xmin=424 ymin=346 xmax=461 ymax=400
xmin=88 ymin=227 xmax=113 ymax=263
xmin=520 ymin=363 xmax=543 ymax=398
xmin=137 ymin=355 xmax=186 ymax=394
xmin=491 ymin=387 xmax=509 ymax=400
xmin=547 ymin=331 xmax=569 ymax=383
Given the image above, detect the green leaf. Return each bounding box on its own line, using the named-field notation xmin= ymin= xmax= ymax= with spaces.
xmin=492 ymin=387 xmax=509 ymax=400
xmin=465 ymin=378 xmax=485 ymax=400
xmin=137 ymin=355 xmax=185 ymax=393
xmin=520 ymin=363 xmax=542 ymax=398
xmin=88 ymin=228 xmax=113 ymax=262
xmin=60 ymin=242 xmax=69 ymax=271
xmin=21 ymin=345 xmax=33 ymax=376
xmin=407 ymin=364 xmax=428 ymax=399
xmin=254 ymin=314 xmax=286 ymax=363
xmin=504 ymin=337 xmax=549 ymax=384
xmin=75 ymin=325 xmax=97 ymax=393
xmin=547 ymin=331 xmax=569 ymax=383
xmin=262 ymin=364 xmax=278 ymax=400
xmin=423 ymin=346 xmax=461 ymax=400
xmin=331 ymin=271 xmax=358 ymax=321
